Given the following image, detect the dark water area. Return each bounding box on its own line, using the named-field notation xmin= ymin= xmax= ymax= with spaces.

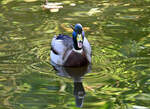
xmin=0 ymin=0 xmax=150 ymax=109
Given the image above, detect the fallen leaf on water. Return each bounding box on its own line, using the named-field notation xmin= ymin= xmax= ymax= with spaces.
xmin=61 ymin=23 xmax=73 ymax=32
xmin=83 ymin=27 xmax=90 ymax=31
xmin=61 ymin=24 xmax=90 ymax=32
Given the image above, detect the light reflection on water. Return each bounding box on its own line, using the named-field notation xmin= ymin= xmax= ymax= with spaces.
xmin=0 ymin=0 xmax=150 ymax=108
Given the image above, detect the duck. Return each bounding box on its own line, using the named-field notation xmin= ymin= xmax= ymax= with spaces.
xmin=50 ymin=24 xmax=91 ymax=67
xmin=42 ymin=0 xmax=63 ymax=12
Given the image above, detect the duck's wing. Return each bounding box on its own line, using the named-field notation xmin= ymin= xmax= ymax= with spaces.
xmin=51 ymin=34 xmax=73 ymax=55
xmin=83 ymin=37 xmax=91 ymax=63
xmin=51 ymin=34 xmax=73 ymax=65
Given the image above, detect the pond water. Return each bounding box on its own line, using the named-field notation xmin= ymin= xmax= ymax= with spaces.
xmin=0 ymin=0 xmax=150 ymax=108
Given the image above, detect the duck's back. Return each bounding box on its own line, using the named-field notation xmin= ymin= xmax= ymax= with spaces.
xmin=56 ymin=34 xmax=73 ymax=48
xmin=51 ymin=34 xmax=73 ymax=65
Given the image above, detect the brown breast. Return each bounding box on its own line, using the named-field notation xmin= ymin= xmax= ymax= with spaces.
xmin=64 ymin=51 xmax=89 ymax=67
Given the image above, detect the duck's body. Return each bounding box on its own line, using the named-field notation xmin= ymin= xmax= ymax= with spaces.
xmin=42 ymin=0 xmax=63 ymax=11
xmin=50 ymin=24 xmax=91 ymax=67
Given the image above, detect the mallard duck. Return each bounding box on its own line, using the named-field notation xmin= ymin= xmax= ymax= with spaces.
xmin=50 ymin=24 xmax=91 ymax=67
xmin=42 ymin=0 xmax=63 ymax=12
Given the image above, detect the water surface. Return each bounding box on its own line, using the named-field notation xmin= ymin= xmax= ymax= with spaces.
xmin=0 ymin=0 xmax=150 ymax=108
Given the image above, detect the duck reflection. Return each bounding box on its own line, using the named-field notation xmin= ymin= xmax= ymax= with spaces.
xmin=51 ymin=61 xmax=91 ymax=107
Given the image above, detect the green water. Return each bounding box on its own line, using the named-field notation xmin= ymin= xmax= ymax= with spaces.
xmin=0 ymin=0 xmax=150 ymax=108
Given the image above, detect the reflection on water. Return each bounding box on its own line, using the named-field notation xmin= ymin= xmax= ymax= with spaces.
xmin=51 ymin=61 xmax=91 ymax=107
xmin=74 ymin=82 xmax=85 ymax=107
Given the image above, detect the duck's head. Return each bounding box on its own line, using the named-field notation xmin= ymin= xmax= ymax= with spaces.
xmin=71 ymin=24 xmax=85 ymax=50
